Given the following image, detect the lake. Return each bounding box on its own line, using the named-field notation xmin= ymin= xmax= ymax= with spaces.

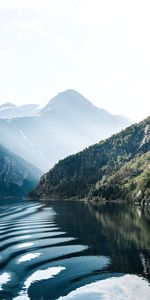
xmin=0 ymin=199 xmax=150 ymax=299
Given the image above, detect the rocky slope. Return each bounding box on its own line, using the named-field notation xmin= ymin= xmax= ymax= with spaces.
xmin=28 ymin=116 xmax=150 ymax=204
xmin=0 ymin=145 xmax=41 ymax=197
xmin=0 ymin=90 xmax=130 ymax=171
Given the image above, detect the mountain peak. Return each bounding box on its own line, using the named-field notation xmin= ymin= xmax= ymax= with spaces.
xmin=52 ymin=89 xmax=85 ymax=98
xmin=42 ymin=89 xmax=94 ymax=113
xmin=60 ymin=89 xmax=81 ymax=95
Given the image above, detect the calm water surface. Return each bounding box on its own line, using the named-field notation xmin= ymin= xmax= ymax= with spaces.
xmin=0 ymin=199 xmax=150 ymax=299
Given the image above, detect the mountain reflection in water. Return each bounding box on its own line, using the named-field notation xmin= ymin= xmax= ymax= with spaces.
xmin=0 ymin=199 xmax=150 ymax=299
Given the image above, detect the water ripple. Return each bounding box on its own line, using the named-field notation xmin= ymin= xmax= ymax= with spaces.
xmin=0 ymin=201 xmax=95 ymax=299
xmin=2 ymin=200 xmax=147 ymax=300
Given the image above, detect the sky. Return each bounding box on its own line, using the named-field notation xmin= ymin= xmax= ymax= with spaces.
xmin=0 ymin=0 xmax=150 ymax=122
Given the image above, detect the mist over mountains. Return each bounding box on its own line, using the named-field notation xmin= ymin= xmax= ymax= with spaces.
xmin=0 ymin=89 xmax=130 ymax=171
xmin=0 ymin=145 xmax=41 ymax=197
xmin=29 ymin=116 xmax=150 ymax=204
xmin=0 ymin=103 xmax=41 ymax=119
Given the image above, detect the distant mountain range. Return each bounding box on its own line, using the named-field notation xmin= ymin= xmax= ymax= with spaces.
xmin=0 ymin=103 xmax=41 ymax=119
xmin=0 ymin=90 xmax=130 ymax=171
xmin=29 ymin=116 xmax=150 ymax=205
xmin=0 ymin=145 xmax=41 ymax=197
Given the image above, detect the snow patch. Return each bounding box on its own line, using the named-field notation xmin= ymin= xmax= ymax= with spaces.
xmin=39 ymin=150 xmax=47 ymax=160
xmin=19 ymin=129 xmax=26 ymax=139
xmin=0 ymin=106 xmax=13 ymax=111
xmin=19 ymin=129 xmax=34 ymax=147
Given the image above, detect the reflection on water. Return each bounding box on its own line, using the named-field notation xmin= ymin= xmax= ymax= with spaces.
xmin=58 ymin=274 xmax=150 ymax=300
xmin=0 ymin=199 xmax=150 ymax=299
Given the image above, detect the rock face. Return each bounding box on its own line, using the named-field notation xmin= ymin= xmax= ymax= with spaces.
xmin=0 ymin=145 xmax=41 ymax=197
xmin=0 ymin=90 xmax=130 ymax=171
xmin=29 ymin=116 xmax=150 ymax=203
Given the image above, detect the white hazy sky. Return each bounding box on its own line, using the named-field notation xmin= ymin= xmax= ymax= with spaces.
xmin=0 ymin=0 xmax=150 ymax=121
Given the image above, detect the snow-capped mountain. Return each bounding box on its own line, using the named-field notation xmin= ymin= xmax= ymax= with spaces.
xmin=0 ymin=90 xmax=130 ymax=171
xmin=0 ymin=103 xmax=41 ymax=119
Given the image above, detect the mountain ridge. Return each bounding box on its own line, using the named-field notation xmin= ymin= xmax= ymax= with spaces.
xmin=0 ymin=103 xmax=41 ymax=119
xmin=0 ymin=144 xmax=42 ymax=197
xmin=42 ymin=89 xmax=130 ymax=121
xmin=0 ymin=89 xmax=130 ymax=171
xmin=28 ymin=116 xmax=150 ymax=204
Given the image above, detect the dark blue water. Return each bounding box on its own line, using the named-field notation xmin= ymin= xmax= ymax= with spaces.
xmin=0 ymin=199 xmax=150 ymax=299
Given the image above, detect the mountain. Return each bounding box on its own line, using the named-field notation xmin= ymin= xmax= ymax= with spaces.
xmin=42 ymin=89 xmax=129 ymax=130
xmin=89 ymin=150 xmax=150 ymax=204
xmin=0 ymin=90 xmax=130 ymax=171
xmin=29 ymin=116 xmax=150 ymax=205
xmin=0 ymin=103 xmax=41 ymax=119
xmin=0 ymin=145 xmax=41 ymax=197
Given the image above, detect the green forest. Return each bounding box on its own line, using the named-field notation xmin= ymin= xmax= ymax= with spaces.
xmin=29 ymin=116 xmax=150 ymax=205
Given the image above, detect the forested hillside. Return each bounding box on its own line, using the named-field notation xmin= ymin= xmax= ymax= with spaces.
xmin=89 ymin=151 xmax=150 ymax=204
xmin=29 ymin=117 xmax=150 ymax=204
